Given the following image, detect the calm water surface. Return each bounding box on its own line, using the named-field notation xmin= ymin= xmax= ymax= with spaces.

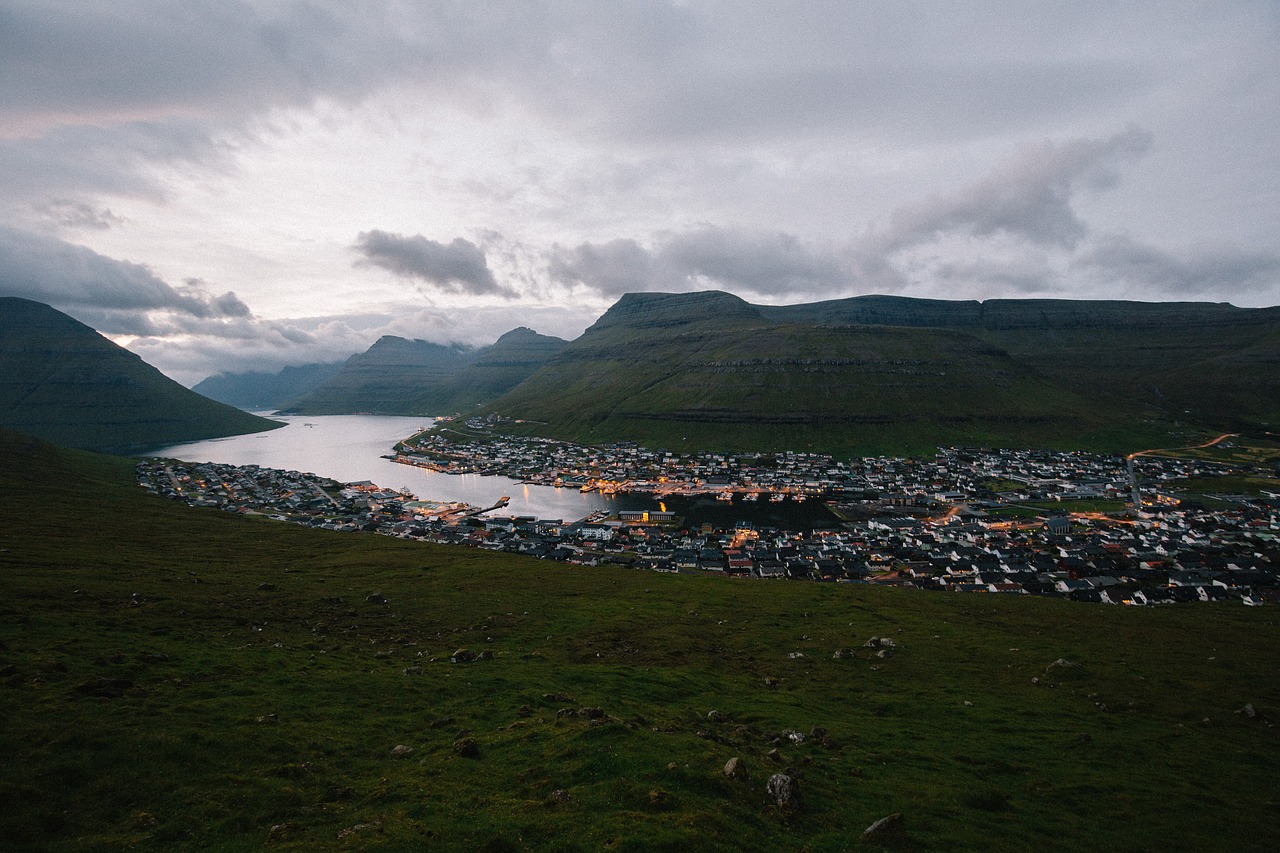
xmin=150 ymin=414 xmax=654 ymax=522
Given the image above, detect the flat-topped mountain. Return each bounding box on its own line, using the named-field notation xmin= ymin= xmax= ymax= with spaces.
xmin=479 ymin=291 xmax=1280 ymax=455
xmin=757 ymin=294 xmax=1259 ymax=329
xmin=0 ymin=297 xmax=281 ymax=451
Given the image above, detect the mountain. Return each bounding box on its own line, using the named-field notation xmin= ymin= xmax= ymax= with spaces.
xmin=401 ymin=326 xmax=568 ymax=414
xmin=280 ymin=335 xmax=477 ymax=415
xmin=479 ymin=291 xmax=1280 ymax=455
xmin=0 ymin=297 xmax=282 ymax=451
xmin=284 ymin=328 xmax=567 ymax=416
xmin=193 ymin=362 xmax=343 ymax=411
xmin=759 ymin=295 xmax=1280 ymax=432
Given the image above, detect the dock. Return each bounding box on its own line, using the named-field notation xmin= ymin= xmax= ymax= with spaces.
xmin=465 ymin=496 xmax=511 ymax=517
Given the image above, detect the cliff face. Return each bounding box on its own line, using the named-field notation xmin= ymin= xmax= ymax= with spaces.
xmin=0 ymin=297 xmax=281 ymax=451
xmin=758 ymin=294 xmax=1256 ymax=330
xmin=586 ymin=290 xmax=763 ymax=331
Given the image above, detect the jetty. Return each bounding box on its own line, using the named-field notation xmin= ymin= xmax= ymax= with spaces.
xmin=465 ymin=496 xmax=511 ymax=517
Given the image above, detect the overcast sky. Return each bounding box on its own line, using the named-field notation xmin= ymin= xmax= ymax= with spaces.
xmin=1 ymin=1 xmax=1277 ymax=384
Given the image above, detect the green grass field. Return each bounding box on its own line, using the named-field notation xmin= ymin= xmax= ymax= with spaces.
xmin=2 ymin=431 xmax=1279 ymax=851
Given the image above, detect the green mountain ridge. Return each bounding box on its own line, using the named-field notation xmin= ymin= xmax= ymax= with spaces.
xmin=474 ymin=290 xmax=1280 ymax=455
xmin=0 ymin=297 xmax=281 ymax=451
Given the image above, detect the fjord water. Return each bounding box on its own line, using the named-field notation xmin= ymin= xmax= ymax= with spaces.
xmin=150 ymin=414 xmax=648 ymax=522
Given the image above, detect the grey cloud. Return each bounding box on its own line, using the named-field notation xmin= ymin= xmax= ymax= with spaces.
xmin=549 ymin=227 xmax=854 ymax=298
xmin=879 ymin=126 xmax=1152 ymax=253
xmin=0 ymin=225 xmax=254 ymax=333
xmin=548 ymin=238 xmax=658 ymax=296
xmin=658 ymin=227 xmax=848 ymax=295
xmin=0 ymin=1 xmax=426 ymax=132
xmin=34 ymin=199 xmax=124 ymax=231
xmin=1075 ymin=234 xmax=1280 ymax=298
xmin=0 ymin=118 xmax=232 ymax=215
xmin=354 ymin=230 xmax=514 ymax=298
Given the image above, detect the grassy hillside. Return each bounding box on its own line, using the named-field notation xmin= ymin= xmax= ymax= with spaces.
xmin=283 ymin=336 xmax=476 ymax=415
xmin=0 ymin=297 xmax=281 ymax=451
xmin=402 ymin=327 xmax=568 ymax=416
xmin=763 ymin=295 xmax=1280 ymax=433
xmin=487 ymin=292 xmax=1187 ymax=456
xmin=475 ymin=292 xmax=1280 ymax=457
xmin=284 ymin=329 xmax=566 ymax=417
xmin=2 ymin=431 xmax=1279 ymax=850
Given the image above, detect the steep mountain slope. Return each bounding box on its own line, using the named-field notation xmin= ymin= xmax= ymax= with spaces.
xmin=283 ymin=328 xmax=567 ymax=416
xmin=487 ymin=291 xmax=1158 ymax=455
xmin=193 ymin=362 xmax=343 ymax=410
xmin=401 ymin=326 xmax=567 ymax=414
xmin=762 ymin=295 xmax=1280 ymax=430
xmin=282 ymin=335 xmax=476 ymax=414
xmin=0 ymin=297 xmax=281 ymax=451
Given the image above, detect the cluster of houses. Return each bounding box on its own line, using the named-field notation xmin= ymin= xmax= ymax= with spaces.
xmin=138 ymin=439 xmax=1280 ymax=606
xmin=398 ymin=431 xmax=1205 ymax=506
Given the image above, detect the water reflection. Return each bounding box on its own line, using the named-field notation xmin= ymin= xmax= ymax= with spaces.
xmin=150 ymin=414 xmax=654 ymax=522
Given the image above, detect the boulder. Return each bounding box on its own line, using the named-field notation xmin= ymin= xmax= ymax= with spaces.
xmin=723 ymin=756 xmax=746 ymax=779
xmin=453 ymin=736 xmax=479 ymax=757
xmin=337 ymin=822 xmax=382 ymax=839
xmin=390 ymin=744 xmax=414 ymax=757
xmin=765 ymin=773 xmax=801 ymax=811
xmin=450 ymin=648 xmax=477 ymax=663
xmin=861 ymin=812 xmax=905 ymax=841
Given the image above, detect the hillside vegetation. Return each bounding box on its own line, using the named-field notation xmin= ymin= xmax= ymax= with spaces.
xmin=0 ymin=298 xmax=281 ymax=451
xmin=486 ymin=292 xmax=1272 ymax=455
xmin=2 ymin=430 xmax=1278 ymax=851
xmin=284 ymin=328 xmax=566 ymax=416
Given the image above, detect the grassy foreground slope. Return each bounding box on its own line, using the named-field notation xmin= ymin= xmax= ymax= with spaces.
xmin=2 ymin=433 xmax=1279 ymax=851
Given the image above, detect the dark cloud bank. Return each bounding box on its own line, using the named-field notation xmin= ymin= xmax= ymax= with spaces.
xmin=353 ymin=230 xmax=514 ymax=298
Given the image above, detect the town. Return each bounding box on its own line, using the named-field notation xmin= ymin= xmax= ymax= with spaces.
xmin=138 ymin=429 xmax=1280 ymax=606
